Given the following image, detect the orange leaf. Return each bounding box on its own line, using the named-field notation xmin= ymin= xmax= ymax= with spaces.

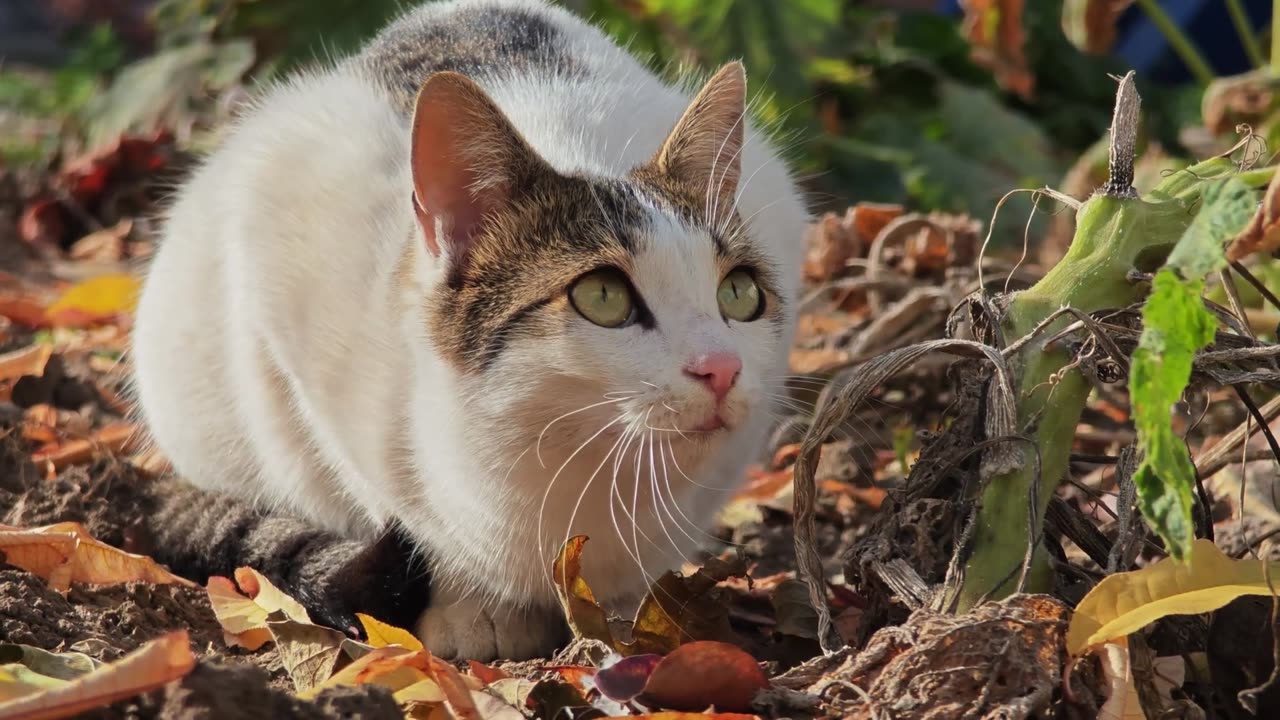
xmin=639 ymin=641 xmax=769 ymax=713
xmin=607 ymin=715 xmax=761 ymax=720
xmin=0 ymin=522 xmax=193 ymax=593
xmin=0 ymin=344 xmax=52 ymax=383
xmin=31 ymin=422 xmax=139 ymax=470
xmin=0 ymin=631 xmax=195 ymax=720
xmin=788 ymin=348 xmax=849 ymax=375
xmin=357 ymin=613 xmax=424 ymax=651
xmin=552 ymin=536 xmax=615 ymax=646
xmin=466 ymin=660 xmax=510 ymax=685
xmin=961 ymin=0 xmax=1034 ymax=99
xmin=0 ymin=294 xmax=51 ymax=329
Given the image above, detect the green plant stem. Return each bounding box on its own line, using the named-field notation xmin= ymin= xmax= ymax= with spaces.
xmin=953 ymin=196 xmax=1188 ymax=609
xmin=1226 ymin=0 xmax=1266 ymax=68
xmin=1274 ymin=0 xmax=1280 ymax=74
xmin=951 ymin=157 xmax=1276 ymax=611
xmin=1134 ymin=0 xmax=1215 ymax=85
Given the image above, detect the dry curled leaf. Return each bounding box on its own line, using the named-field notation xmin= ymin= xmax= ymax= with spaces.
xmin=0 ymin=631 xmax=194 ymax=720
xmin=1227 ymin=164 xmax=1280 ymax=261
xmin=206 ymin=567 xmax=311 ymax=651
xmin=266 ymin=616 xmax=347 ymax=693
xmin=961 ymin=0 xmax=1034 ymax=99
xmin=0 ymin=345 xmax=52 ymax=384
xmin=1068 ymin=538 xmax=1280 ymax=655
xmin=357 ymin=613 xmax=424 ymax=651
xmin=553 ymin=536 xmax=617 ymax=647
xmin=30 ymin=422 xmax=139 ymax=471
xmin=1061 ymin=0 xmax=1134 ymax=54
xmin=465 ymin=661 xmax=509 ymax=685
xmin=0 ymin=522 xmax=192 ymax=593
xmin=595 ymin=655 xmax=663 ymax=704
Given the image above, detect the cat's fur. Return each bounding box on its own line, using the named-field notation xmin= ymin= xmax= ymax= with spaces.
xmin=130 ymin=0 xmax=808 ymax=660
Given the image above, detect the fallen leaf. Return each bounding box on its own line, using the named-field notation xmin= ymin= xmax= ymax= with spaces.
xmin=788 ymin=348 xmax=849 ymax=375
xmin=30 ymin=422 xmax=139 ymax=470
xmin=545 ymin=664 xmax=596 ymax=694
xmin=44 ymin=274 xmax=140 ymax=328
xmin=0 ymin=644 xmax=100 ymax=682
xmin=0 ymin=522 xmax=193 ymax=593
xmin=1096 ymin=640 xmax=1142 ymax=720
xmin=770 ymin=580 xmax=820 ymax=641
xmin=266 ymin=616 xmax=347 ymax=692
xmin=625 ymin=555 xmax=749 ymax=656
xmin=0 ymin=345 xmax=52 ymax=383
xmin=594 ymin=654 xmax=663 ymax=703
xmin=0 ymin=294 xmax=52 ymax=329
xmin=466 ymin=660 xmax=509 ymax=685
xmin=357 ymin=613 xmax=424 ymax=651
xmin=68 ymin=220 xmax=131 ymax=263
xmin=961 ymin=0 xmax=1034 ymax=99
xmin=0 ymin=630 xmax=195 ymax=720
xmin=608 ymin=715 xmax=760 ymax=720
xmin=206 ymin=567 xmax=311 ymax=651
xmin=301 ymin=646 xmax=423 ymax=699
xmin=638 ymin=641 xmax=769 ymax=713
xmin=1068 ymin=538 xmax=1280 ymax=655
xmin=553 ymin=536 xmax=617 ymax=647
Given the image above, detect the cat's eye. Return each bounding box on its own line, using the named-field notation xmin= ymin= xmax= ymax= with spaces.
xmin=717 ymin=268 xmax=764 ymax=322
xmin=570 ymin=268 xmax=636 ymax=328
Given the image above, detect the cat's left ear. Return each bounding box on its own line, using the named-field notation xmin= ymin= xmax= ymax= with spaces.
xmin=410 ymin=71 xmax=550 ymax=264
xmin=651 ymin=61 xmax=747 ymax=217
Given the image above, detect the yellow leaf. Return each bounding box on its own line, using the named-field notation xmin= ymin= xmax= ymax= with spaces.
xmin=44 ymin=274 xmax=140 ymax=327
xmin=1068 ymin=538 xmax=1280 ymax=654
xmin=204 ymin=567 xmax=310 ymax=651
xmin=394 ymin=678 xmax=446 ymax=704
xmin=0 ymin=522 xmax=194 ymax=593
xmin=552 ymin=536 xmax=615 ymax=647
xmin=0 ymin=631 xmax=195 ymax=720
xmin=356 ymin=613 xmax=424 ymax=651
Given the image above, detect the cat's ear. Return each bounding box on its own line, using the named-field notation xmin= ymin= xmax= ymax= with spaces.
xmin=652 ymin=61 xmax=747 ymax=216
xmin=410 ymin=71 xmax=547 ymax=262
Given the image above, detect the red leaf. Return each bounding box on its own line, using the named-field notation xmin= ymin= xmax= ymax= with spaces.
xmin=594 ymin=654 xmax=663 ymax=703
xmin=19 ymin=197 xmax=67 ymax=250
xmin=638 ymin=641 xmax=768 ymax=713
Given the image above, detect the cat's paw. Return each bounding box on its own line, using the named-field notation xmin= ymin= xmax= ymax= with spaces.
xmin=415 ymin=596 xmax=567 ymax=661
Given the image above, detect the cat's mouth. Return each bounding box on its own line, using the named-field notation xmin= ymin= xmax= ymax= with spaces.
xmin=688 ymin=414 xmax=727 ymax=432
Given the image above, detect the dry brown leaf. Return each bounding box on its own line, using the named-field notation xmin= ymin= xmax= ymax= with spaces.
xmin=0 ymin=630 xmax=195 ymax=720
xmin=1062 ymin=0 xmax=1134 ymax=54
xmin=68 ymin=220 xmax=131 ymax=264
xmin=265 ymin=617 xmax=347 ymax=693
xmin=788 ymin=348 xmax=849 ymax=375
xmin=961 ymin=0 xmax=1034 ymax=99
xmin=205 ymin=567 xmax=311 ymax=651
xmin=466 ymin=660 xmax=510 ymax=685
xmin=638 ymin=642 xmax=769 ymax=713
xmin=30 ymin=422 xmax=139 ymax=470
xmin=0 ymin=345 xmax=52 ymax=384
xmin=553 ymin=536 xmax=616 ymax=647
xmin=0 ymin=522 xmax=193 ymax=593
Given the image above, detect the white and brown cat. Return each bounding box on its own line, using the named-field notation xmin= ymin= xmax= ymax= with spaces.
xmin=130 ymin=0 xmax=808 ymax=660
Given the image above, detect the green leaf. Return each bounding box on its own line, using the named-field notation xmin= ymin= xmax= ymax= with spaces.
xmin=1131 ymin=178 xmax=1257 ymax=561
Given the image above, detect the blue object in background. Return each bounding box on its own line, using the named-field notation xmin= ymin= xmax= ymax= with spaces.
xmin=936 ymin=0 xmax=1273 ymax=84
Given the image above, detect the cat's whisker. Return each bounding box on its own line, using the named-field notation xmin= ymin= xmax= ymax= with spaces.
xmin=647 ymin=428 xmax=690 ymax=558
xmin=550 ymin=414 xmax=634 ymax=593
xmin=667 ymin=429 xmax=744 ymax=490
xmin=538 ymin=413 xmax=626 ymax=590
xmin=657 ymin=435 xmax=741 ymax=547
xmin=536 ymin=394 xmax=634 ymax=469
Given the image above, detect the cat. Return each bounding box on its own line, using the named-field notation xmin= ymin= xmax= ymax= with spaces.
xmin=129 ymin=0 xmax=808 ymax=660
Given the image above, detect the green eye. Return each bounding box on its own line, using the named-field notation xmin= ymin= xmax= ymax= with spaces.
xmin=570 ymin=268 xmax=635 ymax=328
xmin=718 ymin=268 xmax=764 ymax=322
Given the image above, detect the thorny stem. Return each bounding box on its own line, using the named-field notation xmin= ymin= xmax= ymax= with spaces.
xmin=1135 ymin=0 xmax=1215 ymax=85
xmin=951 ymin=75 xmax=1274 ymax=610
xmin=1225 ymin=0 xmax=1266 ymax=68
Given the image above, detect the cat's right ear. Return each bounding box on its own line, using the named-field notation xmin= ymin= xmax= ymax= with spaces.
xmin=410 ymin=72 xmax=546 ymax=264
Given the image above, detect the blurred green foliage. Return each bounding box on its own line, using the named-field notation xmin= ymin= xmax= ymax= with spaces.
xmin=0 ymin=0 xmax=1205 ymax=238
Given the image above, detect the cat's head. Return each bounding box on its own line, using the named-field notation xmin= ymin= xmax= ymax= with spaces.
xmin=406 ymin=63 xmax=799 ymax=466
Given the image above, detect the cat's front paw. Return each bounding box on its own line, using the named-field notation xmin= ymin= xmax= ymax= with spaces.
xmin=414 ymin=595 xmax=568 ymax=661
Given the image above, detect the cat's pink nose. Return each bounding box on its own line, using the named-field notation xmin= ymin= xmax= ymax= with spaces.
xmin=683 ymin=351 xmax=742 ymax=401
